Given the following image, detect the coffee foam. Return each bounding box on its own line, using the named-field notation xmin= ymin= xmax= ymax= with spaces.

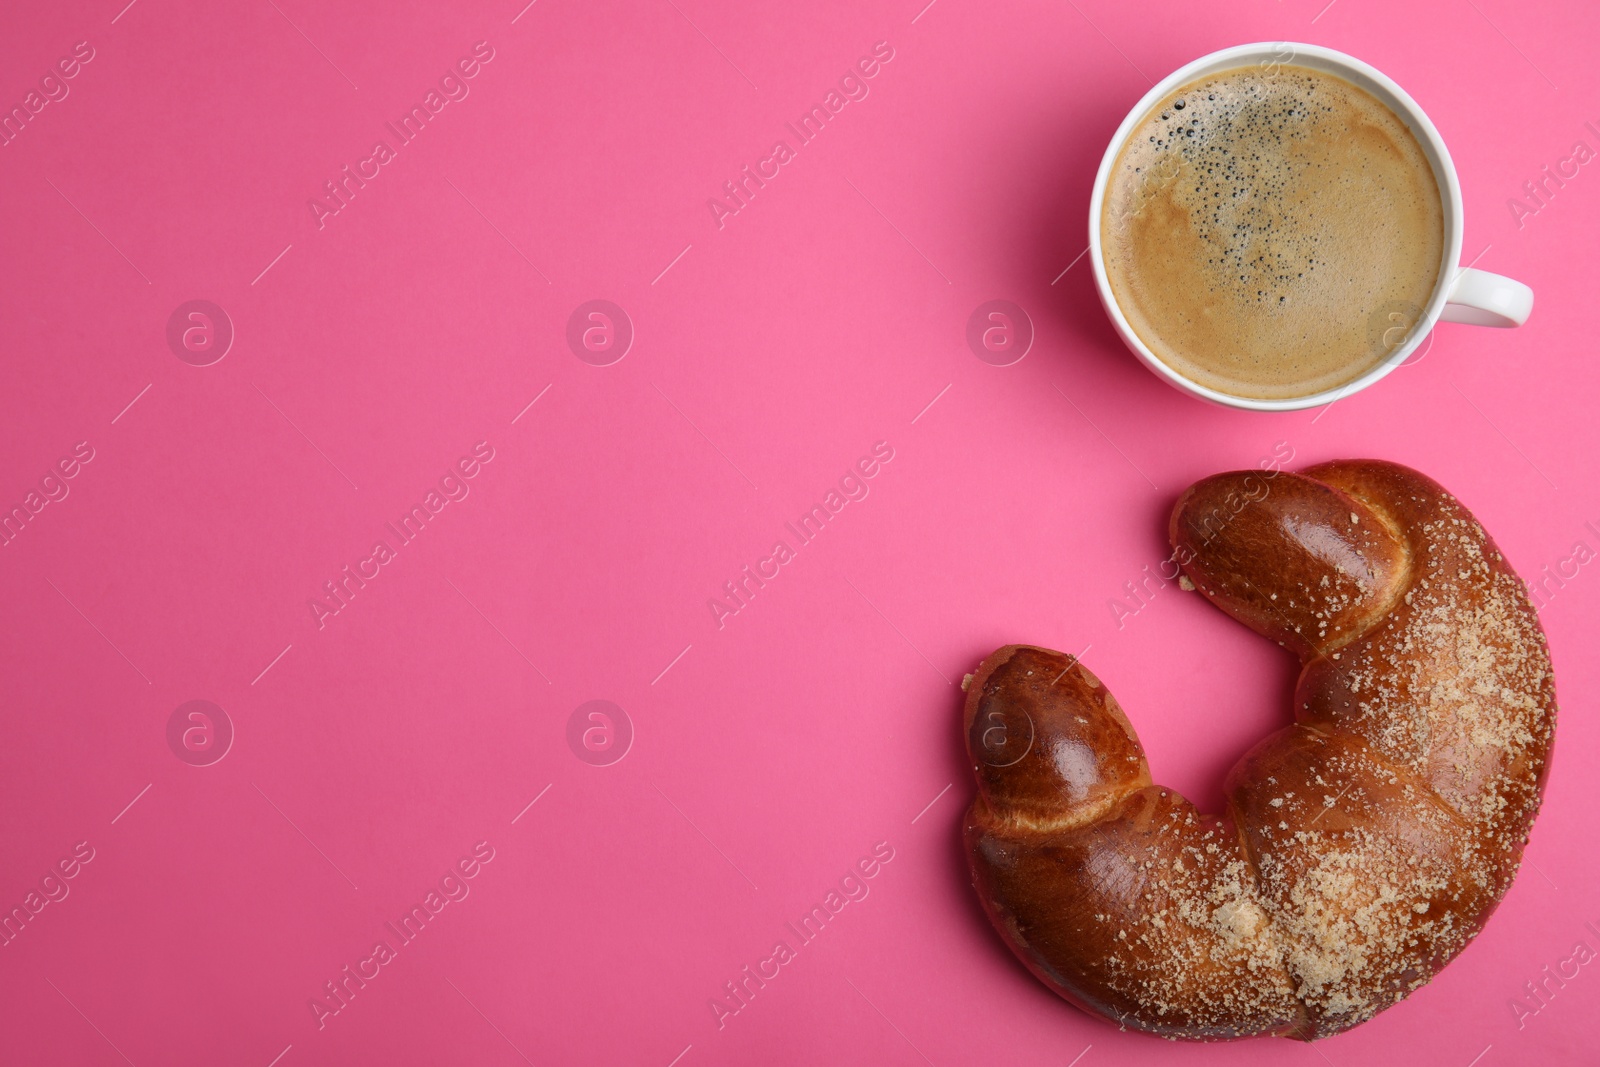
xmin=1102 ymin=65 xmax=1444 ymax=400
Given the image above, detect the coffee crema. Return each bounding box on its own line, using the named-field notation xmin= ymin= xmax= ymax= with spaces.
xmin=1101 ymin=65 xmax=1445 ymax=400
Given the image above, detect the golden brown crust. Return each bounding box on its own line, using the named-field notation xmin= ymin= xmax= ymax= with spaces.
xmin=965 ymin=461 xmax=1556 ymax=1040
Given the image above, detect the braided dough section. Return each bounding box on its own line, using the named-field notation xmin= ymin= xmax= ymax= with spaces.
xmin=963 ymin=461 xmax=1555 ymax=1040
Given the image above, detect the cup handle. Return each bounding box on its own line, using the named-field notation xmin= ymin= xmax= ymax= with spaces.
xmin=1439 ymin=267 xmax=1533 ymax=328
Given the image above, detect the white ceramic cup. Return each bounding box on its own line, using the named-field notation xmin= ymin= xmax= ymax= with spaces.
xmin=1087 ymin=42 xmax=1533 ymax=412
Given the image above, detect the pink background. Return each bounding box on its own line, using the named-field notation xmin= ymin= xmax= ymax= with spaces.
xmin=1 ymin=0 xmax=1596 ymax=1064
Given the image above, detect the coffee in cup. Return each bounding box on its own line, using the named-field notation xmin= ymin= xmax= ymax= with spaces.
xmin=1100 ymin=64 xmax=1445 ymax=401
